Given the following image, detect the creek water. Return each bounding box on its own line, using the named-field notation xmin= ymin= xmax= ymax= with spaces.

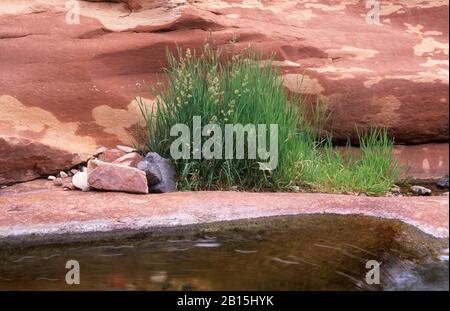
xmin=0 ymin=215 xmax=448 ymax=290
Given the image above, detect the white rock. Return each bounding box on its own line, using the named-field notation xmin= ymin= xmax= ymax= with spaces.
xmin=289 ymin=185 xmax=300 ymax=192
xmin=59 ymin=171 xmax=68 ymax=178
xmin=410 ymin=185 xmax=432 ymax=196
xmin=72 ymin=171 xmax=90 ymax=192
xmin=47 ymin=175 xmax=56 ymax=180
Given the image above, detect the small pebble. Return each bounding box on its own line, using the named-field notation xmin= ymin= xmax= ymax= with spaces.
xmin=52 ymin=178 xmax=63 ymax=186
xmin=62 ymin=181 xmax=75 ymax=190
xmin=59 ymin=171 xmax=68 ymax=178
xmin=70 ymin=169 xmax=79 ymax=175
xmin=436 ymin=175 xmax=449 ymax=188
xmin=47 ymin=175 xmax=56 ymax=180
xmin=289 ymin=185 xmax=301 ymax=192
xmin=0 ymin=185 xmax=7 ymax=189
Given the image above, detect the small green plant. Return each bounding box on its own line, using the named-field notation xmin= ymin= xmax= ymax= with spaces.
xmin=137 ymin=44 xmax=399 ymax=195
xmin=295 ymin=129 xmax=400 ymax=194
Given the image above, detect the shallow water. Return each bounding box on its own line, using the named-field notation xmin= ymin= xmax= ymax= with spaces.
xmin=0 ymin=215 xmax=448 ymax=290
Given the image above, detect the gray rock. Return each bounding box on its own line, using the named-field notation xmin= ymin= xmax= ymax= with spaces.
xmin=436 ymin=175 xmax=449 ymax=188
xmin=410 ymin=185 xmax=432 ymax=196
xmin=137 ymin=160 xmax=162 ymax=186
xmin=138 ymin=152 xmax=177 ymax=193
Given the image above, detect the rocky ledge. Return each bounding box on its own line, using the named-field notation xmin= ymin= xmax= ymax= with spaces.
xmin=0 ymin=179 xmax=448 ymax=244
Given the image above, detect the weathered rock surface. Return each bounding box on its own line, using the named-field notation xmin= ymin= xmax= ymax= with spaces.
xmin=0 ymin=136 xmax=88 ymax=186
xmin=113 ymin=152 xmax=144 ymax=168
xmin=62 ymin=178 xmax=75 ymax=190
xmin=0 ymin=179 xmax=448 ymax=240
xmin=97 ymin=148 xmax=127 ymax=163
xmin=343 ymin=143 xmax=449 ymax=180
xmin=0 ymin=0 xmax=448 ymax=184
xmin=139 ymin=152 xmax=177 ymax=193
xmin=52 ymin=177 xmax=63 ymax=187
xmin=87 ymin=159 xmax=148 ymax=194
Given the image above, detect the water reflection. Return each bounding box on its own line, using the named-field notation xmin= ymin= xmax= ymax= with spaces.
xmin=0 ymin=215 xmax=448 ymax=291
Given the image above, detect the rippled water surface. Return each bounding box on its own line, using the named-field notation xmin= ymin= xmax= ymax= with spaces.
xmin=0 ymin=215 xmax=448 ymax=290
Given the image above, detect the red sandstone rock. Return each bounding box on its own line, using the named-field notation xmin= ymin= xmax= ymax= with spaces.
xmin=394 ymin=144 xmax=449 ymax=180
xmin=98 ymin=149 xmax=127 ymax=163
xmin=94 ymin=146 xmax=108 ymax=156
xmin=62 ymin=178 xmax=75 ymax=190
xmin=0 ymin=136 xmax=88 ymax=186
xmin=87 ymin=159 xmax=148 ymax=194
xmin=0 ymin=1 xmax=448 ymax=185
xmin=52 ymin=177 xmax=63 ymax=187
xmin=0 ymin=179 xmax=447 ymax=239
xmin=0 ymin=1 xmax=447 ymax=147
xmin=112 ymin=152 xmax=144 ymax=168
xmin=116 ymin=145 xmax=136 ymax=153
xmin=339 ymin=143 xmax=449 ymax=180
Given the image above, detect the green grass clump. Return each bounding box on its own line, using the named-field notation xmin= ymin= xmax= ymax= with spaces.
xmin=137 ymin=44 xmax=399 ymax=195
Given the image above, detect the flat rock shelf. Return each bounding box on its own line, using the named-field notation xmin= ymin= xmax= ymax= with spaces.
xmin=0 ymin=179 xmax=448 ymax=245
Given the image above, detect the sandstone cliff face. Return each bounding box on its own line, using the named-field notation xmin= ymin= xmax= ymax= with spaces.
xmin=0 ymin=0 xmax=448 ymax=184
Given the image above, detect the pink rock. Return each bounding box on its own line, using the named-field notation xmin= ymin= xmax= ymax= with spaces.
xmin=70 ymin=168 xmax=79 ymax=175
xmin=62 ymin=179 xmax=75 ymax=190
xmin=52 ymin=177 xmax=63 ymax=186
xmin=98 ymin=149 xmax=127 ymax=163
xmin=0 ymin=136 xmax=87 ymax=186
xmin=0 ymin=179 xmax=448 ymax=239
xmin=87 ymin=159 xmax=148 ymax=194
xmin=112 ymin=152 xmax=144 ymax=168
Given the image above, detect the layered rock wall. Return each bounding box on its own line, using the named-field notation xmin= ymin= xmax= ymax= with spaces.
xmin=0 ymin=0 xmax=448 ymax=184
